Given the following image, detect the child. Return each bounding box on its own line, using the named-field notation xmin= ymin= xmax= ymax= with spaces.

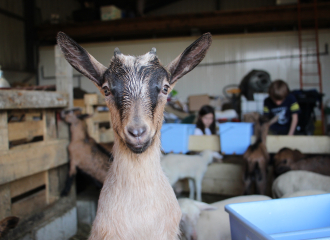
xmin=194 ymin=105 xmax=216 ymax=135
xmin=263 ymin=80 xmax=300 ymax=135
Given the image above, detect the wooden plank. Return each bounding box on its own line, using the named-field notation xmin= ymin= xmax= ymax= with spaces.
xmin=92 ymin=112 xmax=110 ymax=123
xmin=0 ymin=139 xmax=69 ymax=185
xmin=55 ymin=45 xmax=73 ymax=108
xmin=11 ymin=189 xmax=47 ymax=218
xmin=8 ymin=120 xmax=44 ymax=141
xmin=73 ymin=99 xmax=85 ymax=108
xmin=100 ymin=128 xmax=115 ymax=143
xmin=263 ymin=135 xmax=330 ymax=154
xmin=84 ymin=94 xmax=99 ymax=106
xmin=10 ymin=172 xmax=46 ymax=198
xmin=43 ymin=110 xmax=57 ymax=141
xmin=0 ymin=184 xmax=11 ymax=219
xmin=37 ymin=2 xmax=330 ymax=42
xmin=0 ymin=111 xmax=9 ymax=151
xmin=0 ymin=90 xmax=68 ymax=110
xmin=188 ymin=135 xmax=220 ymax=152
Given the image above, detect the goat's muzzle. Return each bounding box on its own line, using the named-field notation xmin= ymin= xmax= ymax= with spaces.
xmin=124 ymin=124 xmax=152 ymax=154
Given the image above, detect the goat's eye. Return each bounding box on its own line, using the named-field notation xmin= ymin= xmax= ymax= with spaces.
xmin=103 ymin=86 xmax=111 ymax=96
xmin=162 ymin=85 xmax=169 ymax=95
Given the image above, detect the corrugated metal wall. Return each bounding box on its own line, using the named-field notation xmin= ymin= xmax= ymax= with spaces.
xmin=38 ymin=30 xmax=330 ymax=104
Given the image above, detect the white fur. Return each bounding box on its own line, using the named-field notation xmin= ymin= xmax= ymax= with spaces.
xmin=272 ymin=170 xmax=330 ymax=198
xmin=281 ymin=190 xmax=328 ymax=198
xmin=179 ymin=195 xmax=271 ymax=240
xmin=161 ymin=150 xmax=214 ymax=201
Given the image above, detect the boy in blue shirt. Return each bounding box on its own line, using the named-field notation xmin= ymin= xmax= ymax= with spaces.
xmin=263 ymin=80 xmax=300 ymax=135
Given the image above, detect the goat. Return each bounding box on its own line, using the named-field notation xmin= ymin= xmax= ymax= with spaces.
xmin=272 ymin=170 xmax=330 ymax=198
xmin=161 ymin=150 xmax=214 ymax=201
xmin=61 ymin=108 xmax=113 ymax=196
xmin=281 ymin=189 xmax=327 ymax=199
xmin=0 ymin=216 xmax=19 ymax=238
xmin=179 ymin=195 xmax=271 ymax=240
xmin=274 ymin=147 xmax=330 ymax=177
xmin=243 ymin=114 xmax=278 ymax=195
xmin=57 ymin=31 xmax=212 ymax=240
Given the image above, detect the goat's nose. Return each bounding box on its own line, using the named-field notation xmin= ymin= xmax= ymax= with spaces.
xmin=128 ymin=126 xmax=146 ymax=138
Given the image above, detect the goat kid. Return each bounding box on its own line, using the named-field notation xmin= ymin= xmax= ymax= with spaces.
xmin=0 ymin=216 xmax=19 ymax=238
xmin=161 ymin=150 xmax=214 ymax=201
xmin=243 ymin=114 xmax=278 ymax=195
xmin=179 ymin=195 xmax=271 ymax=240
xmin=61 ymin=108 xmax=113 ymax=196
xmin=57 ymin=32 xmax=212 ymax=240
xmin=274 ymin=148 xmax=330 ymax=177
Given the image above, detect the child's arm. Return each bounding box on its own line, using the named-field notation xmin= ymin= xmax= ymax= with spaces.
xmin=288 ymin=113 xmax=298 ymax=135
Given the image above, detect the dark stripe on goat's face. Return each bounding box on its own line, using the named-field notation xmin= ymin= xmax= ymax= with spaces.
xmin=105 ymin=54 xmax=168 ymax=120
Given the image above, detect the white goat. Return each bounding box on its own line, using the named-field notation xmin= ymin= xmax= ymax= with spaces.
xmin=57 ymin=31 xmax=212 ymax=240
xmin=272 ymin=170 xmax=330 ymax=198
xmin=161 ymin=150 xmax=214 ymax=201
xmin=179 ymin=195 xmax=271 ymax=240
xmin=281 ymin=190 xmax=328 ymax=198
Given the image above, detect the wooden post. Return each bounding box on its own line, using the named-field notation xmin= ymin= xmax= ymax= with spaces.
xmin=55 ymin=45 xmax=73 ymax=108
xmin=0 ymin=184 xmax=11 ymax=219
xmin=43 ymin=110 xmax=57 ymax=141
xmin=0 ymin=111 xmax=9 ymax=151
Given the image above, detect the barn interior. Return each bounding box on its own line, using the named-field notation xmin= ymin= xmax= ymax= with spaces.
xmin=1 ymin=0 xmax=330 ymax=239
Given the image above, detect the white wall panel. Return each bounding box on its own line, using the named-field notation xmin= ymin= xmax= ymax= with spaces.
xmin=39 ymin=30 xmax=330 ymax=103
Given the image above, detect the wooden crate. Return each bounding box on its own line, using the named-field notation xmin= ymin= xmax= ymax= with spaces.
xmin=84 ymin=93 xmax=114 ymax=143
xmin=0 ymin=90 xmax=70 ymax=220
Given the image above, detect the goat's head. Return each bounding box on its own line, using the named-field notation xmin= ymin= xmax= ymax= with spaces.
xmin=178 ymin=198 xmax=216 ymax=240
xmin=274 ymin=147 xmax=304 ymax=168
xmin=57 ymin=32 xmax=212 ymax=154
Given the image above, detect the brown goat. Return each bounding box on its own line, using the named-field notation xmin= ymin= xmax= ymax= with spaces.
xmin=274 ymin=147 xmax=305 ymax=176
xmin=243 ymin=114 xmax=278 ymax=195
xmin=57 ymin=32 xmax=212 ymax=239
xmin=61 ymin=108 xmax=113 ymax=196
xmin=0 ymin=216 xmax=19 ymax=238
xmin=274 ymin=148 xmax=330 ymax=177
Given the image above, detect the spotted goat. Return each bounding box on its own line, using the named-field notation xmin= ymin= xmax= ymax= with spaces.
xmin=57 ymin=32 xmax=212 ymax=240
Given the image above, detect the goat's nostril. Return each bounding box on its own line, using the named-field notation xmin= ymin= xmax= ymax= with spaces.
xmin=128 ymin=126 xmax=146 ymax=138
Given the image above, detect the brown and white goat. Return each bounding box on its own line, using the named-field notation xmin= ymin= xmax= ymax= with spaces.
xmin=0 ymin=216 xmax=19 ymax=238
xmin=274 ymin=147 xmax=330 ymax=177
xmin=243 ymin=114 xmax=278 ymax=195
xmin=61 ymin=108 xmax=113 ymax=196
xmin=57 ymin=32 xmax=212 ymax=239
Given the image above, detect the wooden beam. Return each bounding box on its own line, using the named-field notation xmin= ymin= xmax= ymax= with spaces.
xmin=0 ymin=139 xmax=69 ymax=185
xmin=189 ymin=135 xmax=220 ymax=151
xmin=10 ymin=172 xmax=46 ymax=198
xmin=0 ymin=90 xmax=68 ymax=110
xmin=264 ymin=136 xmax=330 ymax=154
xmin=38 ymin=2 xmax=330 ymax=42
xmin=55 ymin=45 xmax=73 ymax=108
xmin=0 ymin=111 xmax=9 ymax=151
xmin=0 ymin=184 xmax=11 ymax=219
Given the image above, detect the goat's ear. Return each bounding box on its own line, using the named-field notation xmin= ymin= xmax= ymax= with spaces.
xmin=167 ymin=33 xmax=212 ymax=86
xmin=57 ymin=32 xmax=107 ymax=87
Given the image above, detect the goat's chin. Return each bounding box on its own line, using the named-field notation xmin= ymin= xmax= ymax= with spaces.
xmin=125 ymin=140 xmax=151 ymax=154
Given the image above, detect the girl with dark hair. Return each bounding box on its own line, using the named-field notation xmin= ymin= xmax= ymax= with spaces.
xmin=194 ymin=105 xmax=216 ymax=135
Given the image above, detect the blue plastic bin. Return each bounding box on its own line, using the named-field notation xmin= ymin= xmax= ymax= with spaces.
xmin=225 ymin=193 xmax=330 ymax=240
xmin=219 ymin=122 xmax=253 ymax=155
xmin=160 ymin=123 xmax=195 ymax=153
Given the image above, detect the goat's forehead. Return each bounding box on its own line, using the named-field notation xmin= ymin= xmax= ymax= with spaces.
xmin=114 ymin=51 xmax=159 ymax=68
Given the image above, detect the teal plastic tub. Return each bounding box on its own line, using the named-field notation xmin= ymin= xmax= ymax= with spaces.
xmin=225 ymin=194 xmax=330 ymax=240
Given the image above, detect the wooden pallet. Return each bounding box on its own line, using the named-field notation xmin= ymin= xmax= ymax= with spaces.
xmin=0 ymin=90 xmax=70 ymax=220
xmin=84 ymin=94 xmax=114 ymax=143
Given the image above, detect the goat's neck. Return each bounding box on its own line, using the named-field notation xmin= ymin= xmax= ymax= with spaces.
xmin=69 ymin=122 xmax=88 ymax=142
xmin=110 ymin=135 xmax=163 ymax=182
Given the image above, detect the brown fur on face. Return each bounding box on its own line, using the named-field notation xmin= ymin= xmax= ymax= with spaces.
xmin=0 ymin=216 xmax=19 ymax=238
xmin=57 ymin=32 xmax=212 ymax=240
xmin=274 ymin=148 xmax=304 ymax=176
